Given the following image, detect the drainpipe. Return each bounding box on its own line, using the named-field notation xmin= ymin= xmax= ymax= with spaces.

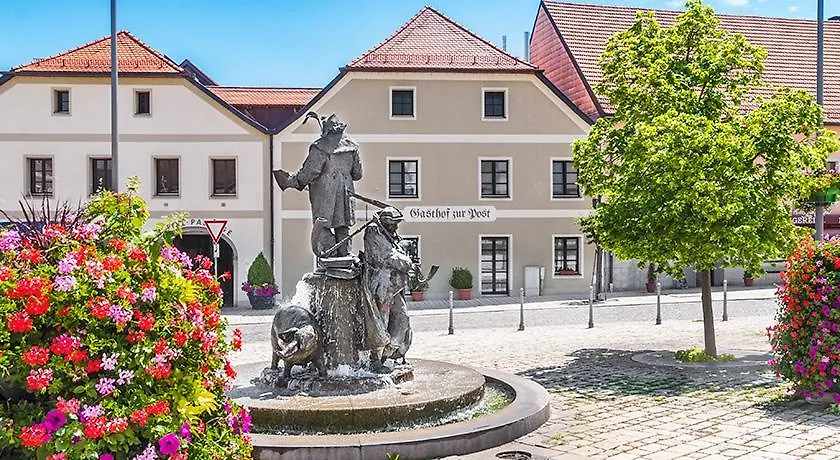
xmin=269 ymin=134 xmax=275 ymax=267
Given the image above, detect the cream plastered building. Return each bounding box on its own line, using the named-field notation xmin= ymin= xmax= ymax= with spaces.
xmin=0 ymin=32 xmax=273 ymax=306
xmin=273 ymin=7 xmax=596 ymax=299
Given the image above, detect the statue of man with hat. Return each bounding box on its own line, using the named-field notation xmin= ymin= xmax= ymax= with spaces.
xmin=361 ymin=206 xmax=413 ymax=371
xmin=273 ymin=113 xmax=362 ymax=259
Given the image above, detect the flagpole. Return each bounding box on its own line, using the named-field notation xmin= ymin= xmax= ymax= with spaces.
xmin=110 ymin=0 xmax=119 ymax=192
xmin=816 ymin=0 xmax=824 ymax=241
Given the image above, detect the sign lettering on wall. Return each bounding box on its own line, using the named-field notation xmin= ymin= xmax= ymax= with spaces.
xmin=185 ymin=218 xmax=233 ymax=237
xmin=404 ymin=206 xmax=496 ymax=222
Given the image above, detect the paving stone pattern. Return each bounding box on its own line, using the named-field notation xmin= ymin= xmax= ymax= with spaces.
xmin=406 ymin=316 xmax=840 ymax=460
xmin=228 ymin=298 xmax=840 ymax=459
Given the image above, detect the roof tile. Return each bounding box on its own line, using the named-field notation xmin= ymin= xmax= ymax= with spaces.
xmin=13 ymin=31 xmax=182 ymax=74
xmin=541 ymin=1 xmax=840 ymax=123
xmin=207 ymin=86 xmax=320 ymax=107
xmin=348 ymin=7 xmax=536 ymax=72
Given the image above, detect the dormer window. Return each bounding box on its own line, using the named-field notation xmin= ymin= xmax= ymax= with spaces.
xmin=54 ymin=89 xmax=70 ymax=114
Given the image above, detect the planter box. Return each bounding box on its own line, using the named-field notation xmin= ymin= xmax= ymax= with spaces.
xmin=247 ymin=292 xmax=276 ymax=310
xmin=411 ymin=291 xmax=424 ymax=301
xmin=457 ymin=288 xmax=472 ymax=301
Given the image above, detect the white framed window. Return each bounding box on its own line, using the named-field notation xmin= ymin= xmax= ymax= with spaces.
xmin=390 ymin=86 xmax=416 ymax=119
xmin=27 ymin=157 xmax=54 ymax=197
xmin=154 ymin=157 xmax=180 ymax=196
xmin=481 ymin=87 xmax=508 ymax=121
xmin=211 ymin=157 xmax=237 ymax=196
xmin=479 ymin=157 xmax=512 ymax=200
xmin=550 ymin=157 xmax=583 ymax=200
xmin=479 ymin=235 xmax=511 ymax=295
xmin=552 ymin=235 xmax=585 ymax=278
xmin=90 ymin=157 xmax=113 ymax=194
xmin=53 ymin=89 xmax=70 ymax=115
xmin=387 ymin=157 xmax=420 ymax=199
xmin=135 ymin=90 xmax=151 ymax=116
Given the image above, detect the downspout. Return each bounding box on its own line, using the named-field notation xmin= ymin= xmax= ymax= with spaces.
xmin=269 ymin=134 xmax=275 ymax=268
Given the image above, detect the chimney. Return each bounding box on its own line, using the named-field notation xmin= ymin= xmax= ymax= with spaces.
xmin=524 ymin=31 xmax=531 ymax=62
xmin=502 ymin=35 xmax=507 ymax=51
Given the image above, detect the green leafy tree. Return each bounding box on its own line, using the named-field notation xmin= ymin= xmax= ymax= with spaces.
xmin=574 ymin=0 xmax=838 ymax=356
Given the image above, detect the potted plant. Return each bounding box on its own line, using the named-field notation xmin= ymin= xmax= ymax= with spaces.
xmin=409 ymin=270 xmax=429 ymax=301
xmin=450 ymin=266 xmax=473 ymax=300
xmin=242 ymin=252 xmax=277 ymax=309
xmin=645 ymin=263 xmax=657 ymax=293
xmin=743 ymin=270 xmax=754 ymax=287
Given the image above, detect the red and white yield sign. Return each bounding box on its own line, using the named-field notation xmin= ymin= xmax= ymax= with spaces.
xmin=204 ymin=219 xmax=228 ymax=244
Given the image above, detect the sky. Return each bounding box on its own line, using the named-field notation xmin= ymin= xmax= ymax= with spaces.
xmin=0 ymin=0 xmax=835 ymax=88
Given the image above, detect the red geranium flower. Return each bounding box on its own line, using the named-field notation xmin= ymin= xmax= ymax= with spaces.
xmin=85 ymin=359 xmax=102 ymax=374
xmin=102 ymin=255 xmax=123 ymax=272
xmin=7 ymin=311 xmax=32 ymax=333
xmin=20 ymin=424 xmax=51 ymax=447
xmin=22 ymin=346 xmax=50 ymax=366
xmin=26 ymin=368 xmax=53 ymax=391
xmin=25 ymin=294 xmax=50 ymax=315
xmin=128 ymin=247 xmax=147 ymax=263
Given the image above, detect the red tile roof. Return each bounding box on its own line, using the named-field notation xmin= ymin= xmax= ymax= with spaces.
xmin=348 ymin=6 xmax=537 ymax=72
xmin=207 ymin=86 xmax=319 ymax=107
xmin=13 ymin=31 xmax=182 ymax=74
xmin=539 ymin=1 xmax=840 ymax=123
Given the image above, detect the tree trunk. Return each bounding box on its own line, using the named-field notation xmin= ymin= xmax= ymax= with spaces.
xmin=700 ymin=269 xmax=717 ymax=357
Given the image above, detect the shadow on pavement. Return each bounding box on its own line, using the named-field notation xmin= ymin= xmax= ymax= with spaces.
xmin=517 ymin=348 xmax=836 ymax=424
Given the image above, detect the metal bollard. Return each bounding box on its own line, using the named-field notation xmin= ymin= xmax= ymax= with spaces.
xmin=722 ymin=279 xmax=728 ymax=322
xmin=518 ymin=287 xmax=525 ymax=331
xmin=655 ymin=282 xmax=662 ymax=325
xmin=588 ymin=285 xmax=594 ymax=329
xmin=448 ymin=290 xmax=454 ymax=335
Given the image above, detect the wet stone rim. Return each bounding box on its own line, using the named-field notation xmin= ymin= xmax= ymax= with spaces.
xmin=233 ymin=359 xmax=485 ymax=431
xmin=246 ymin=364 xmax=551 ymax=460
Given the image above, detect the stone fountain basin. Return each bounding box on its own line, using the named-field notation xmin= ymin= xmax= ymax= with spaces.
xmin=231 ymin=360 xmax=551 ymax=460
xmin=231 ymin=359 xmax=484 ymax=431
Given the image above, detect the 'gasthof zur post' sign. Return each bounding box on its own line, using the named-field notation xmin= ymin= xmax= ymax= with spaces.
xmin=403 ymin=206 xmax=496 ymax=222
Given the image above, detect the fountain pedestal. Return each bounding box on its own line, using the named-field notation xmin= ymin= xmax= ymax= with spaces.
xmin=301 ymin=273 xmax=364 ymax=369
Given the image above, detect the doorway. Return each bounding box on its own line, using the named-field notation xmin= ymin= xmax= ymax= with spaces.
xmin=173 ymin=234 xmax=235 ymax=307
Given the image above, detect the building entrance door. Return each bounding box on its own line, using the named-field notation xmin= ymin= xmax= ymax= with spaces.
xmin=481 ymin=236 xmax=509 ymax=295
xmin=173 ymin=235 xmax=234 ymax=307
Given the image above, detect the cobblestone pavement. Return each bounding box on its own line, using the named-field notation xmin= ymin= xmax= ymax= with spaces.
xmin=411 ymin=316 xmax=840 ymax=460
xmin=227 ymin=293 xmax=840 ymax=459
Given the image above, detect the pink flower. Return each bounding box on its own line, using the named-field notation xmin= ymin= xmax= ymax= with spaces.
xmin=96 ymin=378 xmax=116 ymax=396
xmin=43 ymin=409 xmax=67 ymax=432
xmin=158 ymin=432 xmax=181 ymax=455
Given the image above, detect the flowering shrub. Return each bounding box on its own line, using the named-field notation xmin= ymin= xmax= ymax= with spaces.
xmin=0 ymin=180 xmax=251 ymax=459
xmin=769 ymin=236 xmax=840 ymax=401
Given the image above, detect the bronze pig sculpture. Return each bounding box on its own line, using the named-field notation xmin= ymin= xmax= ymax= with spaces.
xmin=270 ymin=305 xmax=327 ymax=380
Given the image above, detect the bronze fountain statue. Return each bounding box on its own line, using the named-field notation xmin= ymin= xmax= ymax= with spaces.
xmin=269 ymin=112 xmax=437 ymax=389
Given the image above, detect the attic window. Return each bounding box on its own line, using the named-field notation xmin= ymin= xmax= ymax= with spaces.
xmin=390 ymin=87 xmax=416 ymax=119
xmin=53 ymin=89 xmax=70 ymax=114
xmin=135 ymin=90 xmax=151 ymax=115
xmin=482 ymin=88 xmax=507 ymax=120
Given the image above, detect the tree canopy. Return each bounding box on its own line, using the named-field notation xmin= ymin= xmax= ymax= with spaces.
xmin=574 ymin=0 xmax=838 ymax=279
